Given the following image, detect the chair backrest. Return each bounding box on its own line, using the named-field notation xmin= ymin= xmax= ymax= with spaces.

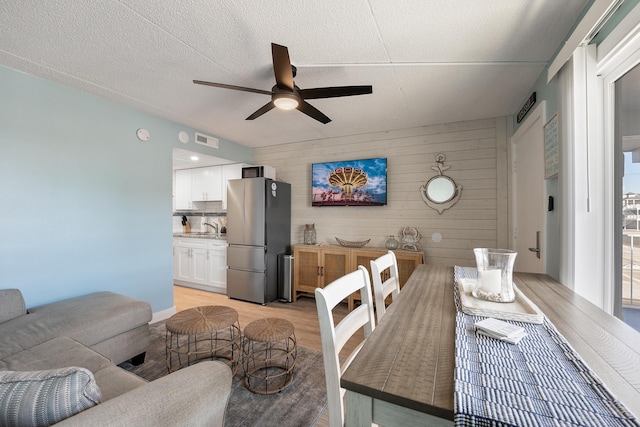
xmin=315 ymin=266 xmax=376 ymax=427
xmin=370 ymin=250 xmax=400 ymax=324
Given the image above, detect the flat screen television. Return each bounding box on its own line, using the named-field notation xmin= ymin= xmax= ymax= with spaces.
xmin=312 ymin=157 xmax=387 ymax=207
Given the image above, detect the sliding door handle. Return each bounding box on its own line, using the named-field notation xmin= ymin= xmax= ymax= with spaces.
xmin=528 ymin=231 xmax=541 ymax=259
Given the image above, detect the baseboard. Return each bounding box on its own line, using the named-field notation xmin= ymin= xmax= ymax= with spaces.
xmin=174 ymin=280 xmax=227 ymax=295
xmin=151 ymin=306 xmax=177 ymax=324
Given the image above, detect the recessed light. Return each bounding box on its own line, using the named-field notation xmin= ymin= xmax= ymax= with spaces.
xmin=190 ymin=156 xmax=199 ymax=161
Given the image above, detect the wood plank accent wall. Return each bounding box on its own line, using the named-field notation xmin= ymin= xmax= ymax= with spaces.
xmin=254 ymin=117 xmax=509 ymax=267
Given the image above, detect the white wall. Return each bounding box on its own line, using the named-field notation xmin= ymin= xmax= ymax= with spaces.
xmin=254 ymin=117 xmax=509 ymax=267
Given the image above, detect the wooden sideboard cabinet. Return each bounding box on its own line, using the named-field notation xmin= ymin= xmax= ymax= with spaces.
xmin=292 ymin=244 xmax=424 ymax=309
xmin=293 ymin=245 xmax=351 ymax=301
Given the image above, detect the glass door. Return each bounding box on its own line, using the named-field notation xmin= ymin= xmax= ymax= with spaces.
xmin=617 ymin=63 xmax=640 ymax=332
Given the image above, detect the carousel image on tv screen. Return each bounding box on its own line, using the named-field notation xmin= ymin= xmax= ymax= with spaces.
xmin=312 ymin=158 xmax=387 ymax=207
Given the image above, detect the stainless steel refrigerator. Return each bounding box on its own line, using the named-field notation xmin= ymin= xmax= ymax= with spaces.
xmin=226 ymin=178 xmax=291 ymax=304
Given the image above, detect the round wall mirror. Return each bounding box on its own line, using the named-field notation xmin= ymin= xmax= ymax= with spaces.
xmin=426 ymin=176 xmax=456 ymax=203
xmin=419 ymin=153 xmax=462 ymax=214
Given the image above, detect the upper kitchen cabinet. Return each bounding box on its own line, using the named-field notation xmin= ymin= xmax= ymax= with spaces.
xmin=174 ymin=169 xmax=194 ymax=210
xmin=173 ymin=163 xmax=252 ymax=212
xmin=192 ymin=166 xmax=223 ymax=202
xmin=221 ymin=164 xmax=248 ymax=209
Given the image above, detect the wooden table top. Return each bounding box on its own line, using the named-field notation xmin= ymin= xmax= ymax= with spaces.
xmin=341 ymin=264 xmax=456 ymax=420
xmin=340 ymin=264 xmax=640 ymax=420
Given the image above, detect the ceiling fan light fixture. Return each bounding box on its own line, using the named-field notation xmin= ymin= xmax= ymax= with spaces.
xmin=194 ymin=43 xmax=371 ymax=123
xmin=273 ymin=93 xmax=299 ymax=110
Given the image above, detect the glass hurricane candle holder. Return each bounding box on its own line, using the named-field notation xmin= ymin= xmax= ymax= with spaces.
xmin=472 ymin=248 xmax=517 ymax=303
xmin=304 ymin=224 xmax=316 ymax=245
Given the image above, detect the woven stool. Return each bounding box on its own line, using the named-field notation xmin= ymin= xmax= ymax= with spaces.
xmin=165 ymin=305 xmax=241 ymax=374
xmin=242 ymin=317 xmax=297 ymax=394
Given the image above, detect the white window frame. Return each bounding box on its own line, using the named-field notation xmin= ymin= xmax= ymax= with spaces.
xmin=566 ymin=45 xmax=605 ymax=308
xmin=559 ymin=3 xmax=640 ymax=313
xmin=597 ymin=10 xmax=640 ymax=314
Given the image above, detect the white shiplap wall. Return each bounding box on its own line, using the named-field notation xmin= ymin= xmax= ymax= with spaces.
xmin=254 ymin=117 xmax=509 ymax=267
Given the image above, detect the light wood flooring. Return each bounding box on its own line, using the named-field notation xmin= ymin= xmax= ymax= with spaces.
xmin=173 ymin=285 xmax=364 ymax=427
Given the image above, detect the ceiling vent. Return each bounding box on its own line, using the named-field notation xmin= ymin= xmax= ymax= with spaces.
xmin=195 ymin=132 xmax=219 ymax=149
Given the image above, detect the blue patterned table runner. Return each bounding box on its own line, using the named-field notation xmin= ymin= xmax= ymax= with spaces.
xmin=454 ymin=266 xmax=639 ymax=427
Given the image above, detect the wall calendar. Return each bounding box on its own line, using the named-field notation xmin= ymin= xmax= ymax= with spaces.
xmin=544 ymin=113 xmax=559 ymax=179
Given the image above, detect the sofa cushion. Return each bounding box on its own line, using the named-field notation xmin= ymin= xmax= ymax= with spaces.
xmin=1 ymin=337 xmax=147 ymax=402
xmin=0 ymin=289 xmax=27 ymax=324
xmin=0 ymin=291 xmax=152 ymax=360
xmin=0 ymin=367 xmax=102 ymax=427
xmin=90 ymin=323 xmax=150 ymax=366
xmin=1 ymin=336 xmax=113 ymax=374
xmin=92 ymin=364 xmax=147 ymax=401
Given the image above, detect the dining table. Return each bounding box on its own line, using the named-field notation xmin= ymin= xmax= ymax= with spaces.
xmin=340 ymin=264 xmax=640 ymax=426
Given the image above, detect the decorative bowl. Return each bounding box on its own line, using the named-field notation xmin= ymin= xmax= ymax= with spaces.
xmin=335 ymin=237 xmax=371 ymax=248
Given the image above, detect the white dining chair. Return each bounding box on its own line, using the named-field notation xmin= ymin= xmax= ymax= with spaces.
xmin=370 ymin=250 xmax=400 ymax=324
xmin=315 ymin=266 xmax=376 ymax=427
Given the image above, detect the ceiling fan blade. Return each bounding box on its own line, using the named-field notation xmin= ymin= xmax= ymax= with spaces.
xmin=271 ymin=43 xmax=295 ymax=91
xmin=299 ymin=85 xmax=373 ymax=99
xmin=297 ymin=101 xmax=331 ymax=124
xmin=246 ymin=101 xmax=275 ymax=120
xmin=193 ymin=80 xmax=271 ymax=96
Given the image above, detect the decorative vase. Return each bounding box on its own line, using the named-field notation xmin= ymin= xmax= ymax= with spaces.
xmin=385 ymin=235 xmax=399 ymax=250
xmin=304 ymin=224 xmax=316 ymax=245
xmin=472 ymin=248 xmax=517 ymax=303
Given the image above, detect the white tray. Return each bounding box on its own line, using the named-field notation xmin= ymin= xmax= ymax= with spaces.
xmin=458 ymin=278 xmax=544 ymax=324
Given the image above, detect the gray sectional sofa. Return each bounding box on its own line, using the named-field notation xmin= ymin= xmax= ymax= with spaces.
xmin=0 ymin=289 xmax=232 ymax=426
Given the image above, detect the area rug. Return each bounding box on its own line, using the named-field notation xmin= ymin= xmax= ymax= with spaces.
xmin=119 ymin=320 xmax=328 ymax=427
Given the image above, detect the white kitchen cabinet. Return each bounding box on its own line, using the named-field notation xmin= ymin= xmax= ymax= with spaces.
xmin=173 ymin=238 xmax=208 ymax=285
xmin=191 ymin=247 xmax=208 ymax=284
xmin=175 ymin=163 xmax=248 ymax=211
xmin=221 ymin=163 xmax=248 ymax=209
xmin=174 ymin=246 xmax=206 ymax=283
xmin=207 ymin=240 xmax=228 ymax=291
xmin=174 ymin=169 xmax=194 ymax=210
xmin=174 ymin=246 xmax=191 ymax=281
xmin=192 ymin=166 xmax=222 ymax=201
xmin=173 ymin=238 xmax=227 ymax=294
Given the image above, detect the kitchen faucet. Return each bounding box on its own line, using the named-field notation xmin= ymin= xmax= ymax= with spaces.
xmin=203 ymin=222 xmax=219 ymax=234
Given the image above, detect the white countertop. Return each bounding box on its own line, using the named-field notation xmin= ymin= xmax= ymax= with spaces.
xmin=173 ymin=233 xmax=226 ymax=240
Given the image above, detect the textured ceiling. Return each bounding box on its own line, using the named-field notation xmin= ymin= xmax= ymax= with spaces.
xmin=0 ymin=0 xmax=589 ymax=148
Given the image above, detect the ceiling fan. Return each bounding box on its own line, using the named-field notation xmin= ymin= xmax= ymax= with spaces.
xmin=194 ymin=43 xmax=372 ymax=124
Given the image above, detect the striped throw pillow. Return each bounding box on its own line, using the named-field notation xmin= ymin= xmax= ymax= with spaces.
xmin=0 ymin=367 xmax=102 ymax=427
